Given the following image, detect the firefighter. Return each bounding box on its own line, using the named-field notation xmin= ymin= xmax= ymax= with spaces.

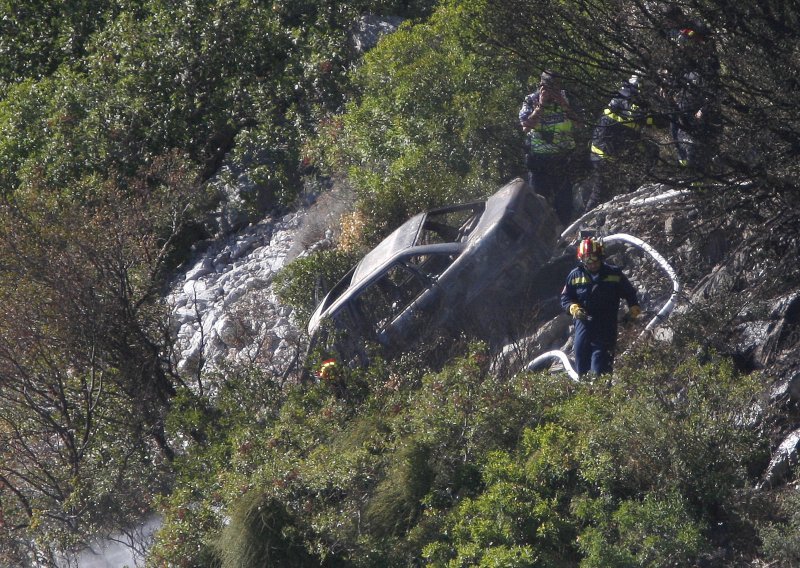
xmin=317 ymin=358 xmax=339 ymax=381
xmin=560 ymin=237 xmax=641 ymax=376
xmin=318 ymin=357 xmax=352 ymax=397
xmin=519 ymin=70 xmax=583 ymax=225
xmin=584 ymin=75 xmax=668 ymax=212
xmin=670 ymin=23 xmax=721 ymax=175
xmin=657 ymin=5 xmax=721 ymax=176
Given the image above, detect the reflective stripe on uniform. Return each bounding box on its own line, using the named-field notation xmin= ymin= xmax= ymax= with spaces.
xmin=603 ymin=107 xmax=638 ymax=128
xmin=590 ymin=144 xmax=607 ymax=158
xmin=571 ymin=274 xmax=620 ymax=285
xmin=527 ymin=105 xmax=576 ymax=153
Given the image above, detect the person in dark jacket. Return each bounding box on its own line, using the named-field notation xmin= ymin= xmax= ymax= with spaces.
xmin=584 ymin=75 xmax=668 ymax=211
xmin=519 ymin=70 xmax=583 ymax=225
xmin=560 ymin=237 xmax=641 ymax=376
xmin=658 ymin=7 xmax=721 ymax=174
xmin=670 ymin=24 xmax=720 ymax=173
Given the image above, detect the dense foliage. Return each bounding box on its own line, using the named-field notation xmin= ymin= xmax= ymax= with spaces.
xmin=0 ymin=0 xmax=798 ymax=566
xmin=151 ymin=346 xmax=778 ymax=567
xmin=0 ymin=0 xmax=435 ymax=563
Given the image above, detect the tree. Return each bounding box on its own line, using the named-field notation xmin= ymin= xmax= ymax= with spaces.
xmin=322 ymin=0 xmax=532 ymax=240
xmin=0 ymin=151 xmax=208 ymax=563
xmin=0 ymin=0 xmax=119 ymax=94
xmin=474 ymin=0 xmax=800 ymax=220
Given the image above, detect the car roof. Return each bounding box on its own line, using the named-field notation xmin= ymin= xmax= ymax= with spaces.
xmin=311 ymin=241 xmax=464 ymax=329
xmin=352 ymin=212 xmax=426 ymax=283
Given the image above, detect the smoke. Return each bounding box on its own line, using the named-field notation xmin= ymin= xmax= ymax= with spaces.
xmin=62 ymin=515 xmax=162 ymax=568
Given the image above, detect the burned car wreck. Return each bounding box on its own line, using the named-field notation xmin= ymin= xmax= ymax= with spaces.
xmin=307 ymin=178 xmax=560 ymax=364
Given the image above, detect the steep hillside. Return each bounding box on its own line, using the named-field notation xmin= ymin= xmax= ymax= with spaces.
xmin=2 ymin=0 xmax=800 ymax=565
xmin=144 ymin=177 xmax=800 ymax=567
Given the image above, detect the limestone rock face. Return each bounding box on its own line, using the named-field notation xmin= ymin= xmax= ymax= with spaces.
xmin=352 ymin=15 xmax=405 ymax=53
xmin=168 ymin=211 xmax=309 ymax=379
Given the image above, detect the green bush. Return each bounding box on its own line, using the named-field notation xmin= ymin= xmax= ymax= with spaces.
xmin=575 ymin=492 xmax=706 ymax=568
xmin=216 ymin=490 xmax=315 ymax=568
xmin=421 ymin=351 xmax=767 ymax=566
xmin=0 ymin=0 xmax=111 ymax=93
xmin=274 ymin=248 xmax=361 ymax=325
xmin=149 ymin=333 xmax=780 ymax=567
xmin=322 ymin=0 xmax=530 ymax=240
xmin=758 ymin=484 xmax=800 ymax=566
xmin=365 ymin=441 xmax=434 ymax=537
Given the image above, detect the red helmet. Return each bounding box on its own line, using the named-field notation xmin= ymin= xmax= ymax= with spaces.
xmin=577 ymin=237 xmax=604 ymax=261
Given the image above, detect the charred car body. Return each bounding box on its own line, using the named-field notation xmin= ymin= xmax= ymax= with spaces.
xmin=307 ymin=178 xmax=560 ymax=363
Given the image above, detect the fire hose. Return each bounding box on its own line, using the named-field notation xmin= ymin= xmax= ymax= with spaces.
xmin=526 ymin=233 xmax=680 ymax=380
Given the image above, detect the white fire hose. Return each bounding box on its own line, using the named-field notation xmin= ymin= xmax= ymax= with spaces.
xmin=560 ymin=189 xmax=689 ymax=243
xmin=526 ymin=349 xmax=580 ymax=381
xmin=603 ymin=233 xmax=681 ymax=334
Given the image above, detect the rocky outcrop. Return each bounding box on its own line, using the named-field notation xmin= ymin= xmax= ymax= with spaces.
xmin=167 ymin=180 xmax=353 ymax=380
xmin=167 ymin=212 xmax=308 ymax=379
xmin=759 ymin=426 xmax=800 ymax=489
xmin=352 ymin=15 xmax=405 ymax=53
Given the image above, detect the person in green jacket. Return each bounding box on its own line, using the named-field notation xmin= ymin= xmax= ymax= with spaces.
xmin=519 ymin=70 xmax=583 ymax=225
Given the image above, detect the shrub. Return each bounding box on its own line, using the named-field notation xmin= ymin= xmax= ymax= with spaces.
xmin=365 ymin=441 xmax=434 ymax=538
xmin=422 ymin=351 xmax=767 ymax=566
xmin=216 ymin=490 xmax=315 ymax=568
xmin=575 ymin=492 xmax=706 ymax=568
xmin=274 ymin=248 xmax=361 ymax=324
xmin=322 ymin=1 xmax=529 ymax=240
xmin=758 ymin=484 xmax=800 ymax=566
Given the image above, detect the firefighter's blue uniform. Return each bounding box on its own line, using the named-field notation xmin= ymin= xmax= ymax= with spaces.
xmin=560 ymin=262 xmax=639 ymax=375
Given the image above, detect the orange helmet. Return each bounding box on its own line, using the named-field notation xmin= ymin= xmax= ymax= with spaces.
xmin=317 ymin=358 xmax=338 ymax=380
xmin=577 ymin=237 xmax=604 ymax=261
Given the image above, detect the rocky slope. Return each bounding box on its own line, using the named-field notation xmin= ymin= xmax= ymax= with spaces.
xmin=167 ymin=180 xmax=800 ymax=489
xmin=554 ymin=184 xmax=800 ymax=489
